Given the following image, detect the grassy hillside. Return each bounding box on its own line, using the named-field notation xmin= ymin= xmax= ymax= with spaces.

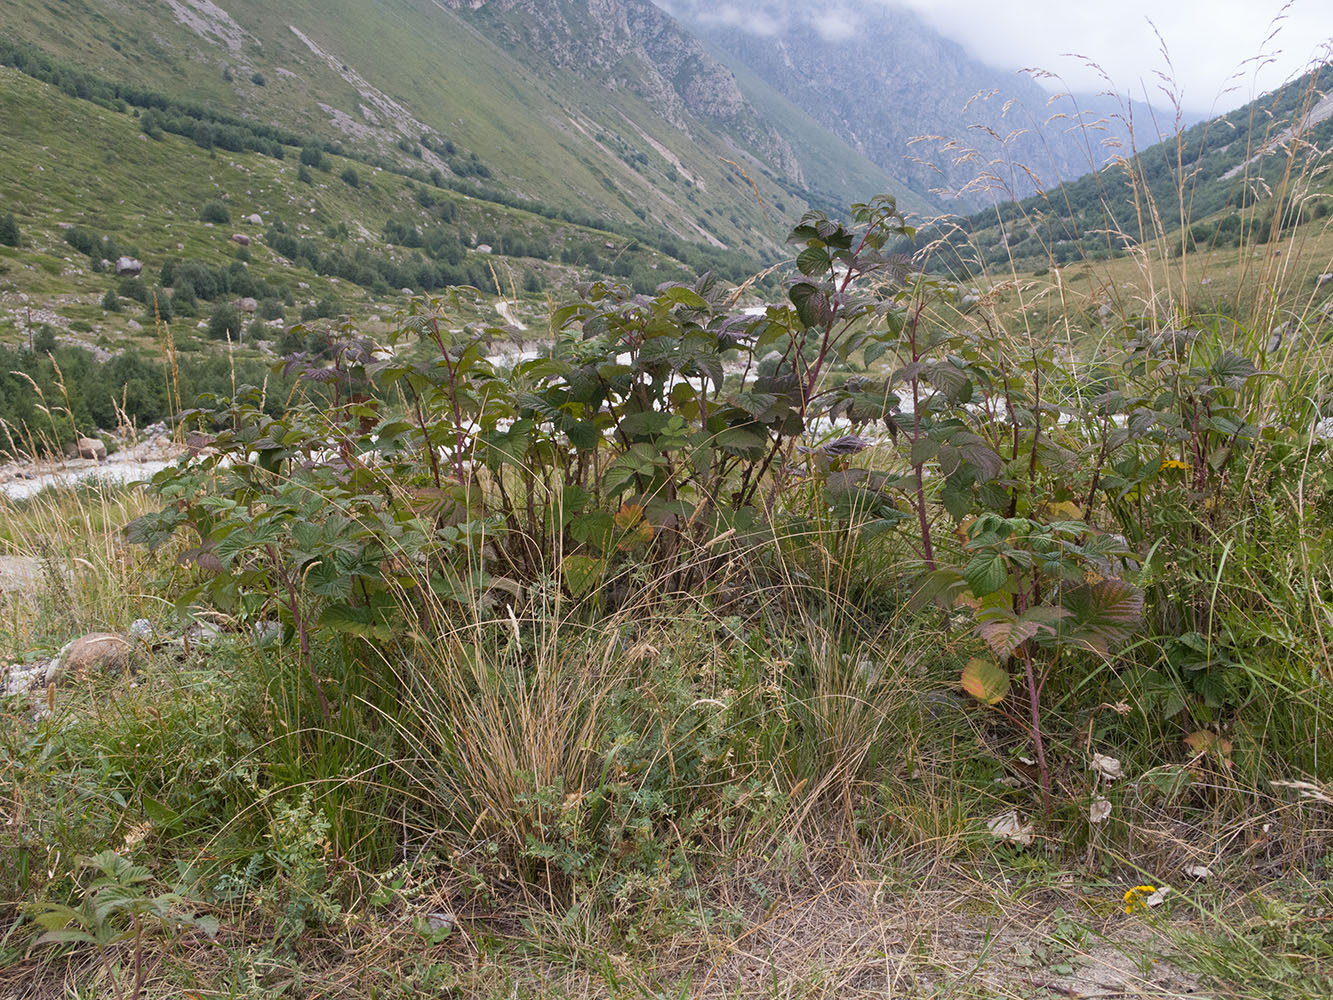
xmin=0 ymin=0 xmax=925 ymax=253
xmin=931 ymin=63 xmax=1333 ymax=274
xmin=0 ymin=65 xmax=710 ymax=352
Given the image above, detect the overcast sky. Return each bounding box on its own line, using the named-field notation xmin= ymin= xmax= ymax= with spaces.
xmin=665 ymin=0 xmax=1331 ymax=115
xmin=895 ymin=0 xmax=1330 ymax=114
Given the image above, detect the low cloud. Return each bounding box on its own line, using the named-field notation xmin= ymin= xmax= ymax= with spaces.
xmin=656 ymin=2 xmax=786 ymax=37
xmin=807 ymin=8 xmax=861 ymax=42
xmin=656 ymin=1 xmax=864 ymax=43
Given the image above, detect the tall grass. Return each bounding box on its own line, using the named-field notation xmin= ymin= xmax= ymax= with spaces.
xmin=2 ymin=37 xmax=1332 ymax=1000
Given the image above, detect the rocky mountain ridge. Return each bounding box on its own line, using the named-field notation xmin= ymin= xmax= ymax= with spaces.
xmin=438 ymin=0 xmax=804 ymax=181
xmin=656 ymin=0 xmax=1193 ymax=208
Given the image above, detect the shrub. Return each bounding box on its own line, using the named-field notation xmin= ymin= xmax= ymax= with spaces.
xmin=250 ymin=72 xmax=266 ymax=87
xmin=65 ymin=226 xmax=116 ymax=260
xmin=118 ymin=276 xmax=148 ymax=304
xmin=0 ymin=213 xmax=18 ymax=247
xmin=32 ymin=325 xmax=57 ymax=354
xmin=146 ymin=286 xmax=172 ymax=323
xmin=300 ymin=146 xmax=330 ymax=170
xmin=258 ymin=298 xmax=285 ymax=321
xmin=277 ymin=326 xmax=305 ymax=355
xmin=297 ymin=164 xmax=313 ymax=185
xmin=340 ymin=167 xmax=360 ymax=188
xmin=171 ymin=282 xmax=197 ymax=316
xmin=200 ymin=201 xmax=231 ymax=225
xmin=225 ymin=262 xmax=256 ymax=298
xmin=208 ymin=304 xmax=244 ymax=340
xmin=100 ymin=288 xmax=120 ymax=312
xmin=299 ymin=298 xmax=340 ymax=321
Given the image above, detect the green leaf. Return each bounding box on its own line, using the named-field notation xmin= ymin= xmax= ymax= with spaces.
xmin=715 ymin=425 xmax=768 ymax=457
xmin=317 ymin=604 xmax=393 ymax=641
xmin=963 ymin=552 xmax=1009 ymax=597
xmin=564 ymin=419 xmax=600 ymax=451
xmin=908 ymin=568 xmax=965 ymax=610
xmin=141 ymin=796 xmax=182 ymax=831
xmin=910 ymin=438 xmax=939 ymax=466
xmin=659 ymin=286 xmax=709 ymax=310
xmin=940 ymin=480 xmax=974 ymax=520
xmin=796 ymin=246 xmax=831 ymax=276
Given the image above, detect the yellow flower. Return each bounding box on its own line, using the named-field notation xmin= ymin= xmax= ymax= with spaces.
xmin=1160 ymin=459 xmax=1190 ymax=471
xmin=1124 ymin=885 xmax=1158 ymax=913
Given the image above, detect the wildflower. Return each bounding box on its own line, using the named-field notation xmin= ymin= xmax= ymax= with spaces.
xmin=1124 ymin=885 xmax=1170 ymax=913
xmin=1160 ymin=459 xmax=1190 ymax=471
xmin=1123 ymin=885 xmax=1156 ymax=913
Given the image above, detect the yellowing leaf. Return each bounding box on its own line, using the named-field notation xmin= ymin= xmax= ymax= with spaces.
xmin=614 ymin=503 xmax=645 ymax=530
xmin=561 ymin=554 xmax=606 ymax=598
xmin=1184 ymin=731 xmax=1233 ymax=760
xmin=961 ymin=658 xmax=1010 ymax=705
xmin=1043 ymin=501 xmax=1083 ymax=520
xmin=614 ymin=503 xmax=654 ymax=551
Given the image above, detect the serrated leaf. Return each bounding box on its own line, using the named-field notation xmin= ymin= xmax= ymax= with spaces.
xmin=317 ymin=604 xmax=393 ymax=641
xmin=922 ymin=361 xmax=969 ymax=400
xmin=977 ymin=616 xmax=1040 ymax=657
xmin=796 ymin=246 xmax=831 ymax=276
xmin=1211 ymin=351 xmax=1258 ymax=388
xmin=910 ymin=438 xmax=939 ymax=466
xmin=659 ymin=286 xmax=709 ymax=310
xmin=963 ymin=552 xmax=1009 ymax=597
xmin=961 ymin=658 xmax=1010 ymax=705
xmin=1058 ymin=578 xmax=1144 ymax=653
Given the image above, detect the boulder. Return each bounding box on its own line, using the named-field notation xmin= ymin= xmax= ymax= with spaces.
xmin=231 ymin=233 xmax=251 ymax=246
xmin=76 ymin=436 xmax=107 ymax=461
xmin=46 ymin=632 xmax=134 ymax=685
xmin=1318 ymin=273 xmax=1333 ymax=287
xmin=475 ymin=244 xmax=493 ymax=254
xmin=235 ymin=297 xmax=258 ymax=313
xmin=115 ymin=256 xmax=143 ymax=277
xmin=246 ymin=213 xmax=263 ymax=226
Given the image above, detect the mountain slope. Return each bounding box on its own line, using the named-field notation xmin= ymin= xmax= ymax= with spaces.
xmin=657 ymin=0 xmax=1196 ymax=211
xmin=933 ymin=62 xmax=1333 ymax=273
xmin=0 ymin=0 xmax=930 ymax=254
xmin=0 ymin=65 xmax=707 ymax=357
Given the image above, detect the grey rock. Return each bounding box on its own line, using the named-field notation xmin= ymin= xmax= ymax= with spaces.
xmin=231 ymin=233 xmax=251 ymax=246
xmin=115 ymin=256 xmax=143 ymax=277
xmin=246 ymin=213 xmax=263 ymax=226
xmin=3 ymin=662 xmax=47 ymax=697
